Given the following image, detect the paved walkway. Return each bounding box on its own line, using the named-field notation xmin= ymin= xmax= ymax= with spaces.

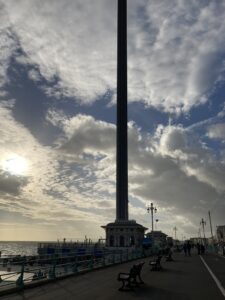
xmin=2 ymin=252 xmax=225 ymax=300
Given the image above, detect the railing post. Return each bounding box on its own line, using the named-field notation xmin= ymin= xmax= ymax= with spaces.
xmin=89 ymin=256 xmax=94 ymax=270
xmin=73 ymin=257 xmax=78 ymax=273
xmin=64 ymin=263 xmax=68 ymax=274
xmin=102 ymin=253 xmax=106 ymax=267
xmin=49 ymin=258 xmax=56 ymax=279
xmin=16 ymin=263 xmax=24 ymax=288
xmin=112 ymin=252 xmax=115 ymax=264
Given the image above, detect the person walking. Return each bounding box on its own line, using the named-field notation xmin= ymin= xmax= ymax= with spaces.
xmin=187 ymin=241 xmax=191 ymax=256
xmin=183 ymin=243 xmax=187 ymax=256
xmin=200 ymin=244 xmax=205 ymax=255
xmin=196 ymin=243 xmax=201 ymax=255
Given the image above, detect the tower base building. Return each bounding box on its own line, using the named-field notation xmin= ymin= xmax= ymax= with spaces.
xmin=102 ymin=220 xmax=147 ymax=248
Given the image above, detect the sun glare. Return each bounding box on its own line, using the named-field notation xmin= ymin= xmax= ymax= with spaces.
xmin=2 ymin=155 xmax=28 ymax=175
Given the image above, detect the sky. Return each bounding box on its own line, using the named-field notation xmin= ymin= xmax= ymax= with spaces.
xmin=0 ymin=0 xmax=225 ymax=241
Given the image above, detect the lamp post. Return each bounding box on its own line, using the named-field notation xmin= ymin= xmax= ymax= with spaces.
xmin=200 ymin=218 xmax=206 ymax=245
xmin=199 ymin=228 xmax=202 ymax=244
xmin=147 ymin=203 xmax=157 ymax=232
xmin=173 ymin=226 xmax=178 ymax=245
xmin=155 ymin=219 xmax=159 ymax=230
xmin=208 ymin=211 xmax=214 ymax=241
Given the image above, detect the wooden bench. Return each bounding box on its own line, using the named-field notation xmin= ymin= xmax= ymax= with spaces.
xmin=166 ymin=252 xmax=174 ymax=261
xmin=117 ymin=262 xmax=145 ymax=291
xmin=149 ymin=255 xmax=162 ymax=271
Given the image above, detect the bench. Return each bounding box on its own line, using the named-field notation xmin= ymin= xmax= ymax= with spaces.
xmin=166 ymin=252 xmax=174 ymax=262
xmin=117 ymin=262 xmax=145 ymax=291
xmin=149 ymin=255 xmax=162 ymax=271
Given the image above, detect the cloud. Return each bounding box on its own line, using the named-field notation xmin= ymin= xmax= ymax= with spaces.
xmin=0 ymin=29 xmax=17 ymax=90
xmin=0 ymin=100 xmax=224 ymax=238
xmin=155 ymin=124 xmax=225 ymax=192
xmin=0 ymin=102 xmax=125 ymax=241
xmin=159 ymin=126 xmax=187 ymax=153
xmin=27 ymin=69 xmax=41 ymax=82
xmin=127 ymin=123 xmax=225 ymax=235
xmin=128 ymin=0 xmax=225 ymax=112
xmin=1 ymin=0 xmax=225 ymax=112
xmin=46 ymin=111 xmax=225 ymax=236
xmin=2 ymin=0 xmax=117 ymax=104
xmin=59 ymin=114 xmax=116 ymax=156
xmin=207 ymin=123 xmax=225 ymax=140
xmin=0 ymin=102 xmax=57 ymax=201
xmin=0 ymin=170 xmax=28 ymax=195
xmin=0 ymin=103 xmax=112 ymax=232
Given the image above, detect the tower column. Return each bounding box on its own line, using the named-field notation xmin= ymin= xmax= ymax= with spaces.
xmin=101 ymin=0 xmax=147 ymax=247
xmin=116 ymin=0 xmax=128 ymax=221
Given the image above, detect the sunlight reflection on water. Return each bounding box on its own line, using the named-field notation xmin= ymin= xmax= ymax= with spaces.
xmin=0 ymin=241 xmax=38 ymax=256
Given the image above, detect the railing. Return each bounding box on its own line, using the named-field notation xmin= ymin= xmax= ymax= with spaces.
xmin=0 ymin=248 xmax=143 ymax=293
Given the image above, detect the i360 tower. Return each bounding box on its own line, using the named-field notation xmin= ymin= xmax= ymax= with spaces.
xmin=102 ymin=0 xmax=147 ymax=248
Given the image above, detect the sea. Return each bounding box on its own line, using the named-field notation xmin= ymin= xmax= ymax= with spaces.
xmin=0 ymin=241 xmax=40 ymax=256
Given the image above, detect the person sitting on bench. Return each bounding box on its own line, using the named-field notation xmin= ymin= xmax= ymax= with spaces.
xmin=166 ymin=248 xmax=174 ymax=261
xmin=149 ymin=255 xmax=162 ymax=271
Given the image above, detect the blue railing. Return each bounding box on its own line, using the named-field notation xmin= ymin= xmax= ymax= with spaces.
xmin=0 ymin=248 xmax=143 ymax=292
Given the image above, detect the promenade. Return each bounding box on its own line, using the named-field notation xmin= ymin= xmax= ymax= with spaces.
xmin=2 ymin=252 xmax=225 ymax=300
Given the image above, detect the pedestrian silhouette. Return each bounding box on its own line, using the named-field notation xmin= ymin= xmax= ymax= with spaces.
xmin=183 ymin=243 xmax=187 ymax=256
xmin=200 ymin=244 xmax=205 ymax=255
xmin=187 ymin=241 xmax=191 ymax=256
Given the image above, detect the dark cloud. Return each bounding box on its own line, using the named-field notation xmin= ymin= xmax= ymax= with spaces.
xmin=0 ymin=170 xmax=28 ymax=195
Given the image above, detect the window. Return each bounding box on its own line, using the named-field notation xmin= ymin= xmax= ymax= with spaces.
xmin=109 ymin=235 xmax=114 ymax=247
xmin=130 ymin=236 xmax=135 ymax=246
xmin=119 ymin=235 xmax=125 ymax=247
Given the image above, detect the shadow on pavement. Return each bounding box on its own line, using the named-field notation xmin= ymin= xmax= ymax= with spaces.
xmin=117 ymin=284 xmax=190 ymax=300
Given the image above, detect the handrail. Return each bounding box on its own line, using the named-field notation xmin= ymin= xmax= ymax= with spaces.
xmin=0 ymin=249 xmax=143 ymax=292
xmin=0 ymin=248 xmax=134 ymax=267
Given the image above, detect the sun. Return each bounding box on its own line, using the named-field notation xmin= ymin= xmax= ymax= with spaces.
xmin=2 ymin=155 xmax=28 ymax=175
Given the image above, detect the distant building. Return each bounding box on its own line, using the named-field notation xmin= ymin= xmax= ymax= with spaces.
xmin=190 ymin=237 xmax=206 ymax=245
xmin=217 ymin=225 xmax=225 ymax=243
xmin=166 ymin=236 xmax=173 ymax=246
xmin=190 ymin=237 xmax=203 ymax=244
xmin=207 ymin=237 xmax=216 ymax=245
xmin=173 ymin=239 xmax=181 ymax=246
xmin=146 ymin=231 xmax=167 ymax=247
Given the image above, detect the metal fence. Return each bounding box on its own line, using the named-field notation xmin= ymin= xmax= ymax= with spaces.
xmin=0 ymin=248 xmax=143 ymax=292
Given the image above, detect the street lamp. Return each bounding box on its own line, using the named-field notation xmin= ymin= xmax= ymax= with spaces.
xmin=173 ymin=226 xmax=178 ymax=244
xmin=147 ymin=202 xmax=157 ymax=232
xmin=155 ymin=219 xmax=159 ymax=230
xmin=198 ymin=228 xmax=202 ymax=244
xmin=200 ymin=218 xmax=206 ymax=244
